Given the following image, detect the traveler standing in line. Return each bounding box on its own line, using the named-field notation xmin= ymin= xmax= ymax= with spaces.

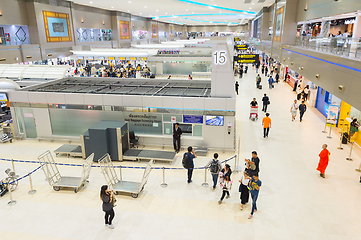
xmin=173 ymin=123 xmax=182 ymax=153
xmin=235 ymin=81 xmax=239 ymax=95
xmin=205 ymin=153 xmax=222 ymax=190
xmin=218 ymin=164 xmax=232 ymax=204
xmin=262 ymin=113 xmax=271 ymax=138
xmin=290 ymin=100 xmax=298 ymax=121
xmin=239 ymin=171 xmax=251 ymax=210
xmin=183 ymin=146 xmax=197 ymax=183
xmin=100 ymin=185 xmax=115 ymax=229
xmin=262 ymin=94 xmax=269 ymax=112
xmin=248 ymin=173 xmax=262 ymax=219
xmin=299 ymin=101 xmax=307 ymax=122
xmin=316 ymin=144 xmax=330 ymax=178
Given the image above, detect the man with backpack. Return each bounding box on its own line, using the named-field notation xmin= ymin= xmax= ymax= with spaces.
xmin=205 ymin=153 xmax=222 ymax=190
xmin=182 ymin=146 xmax=197 ymax=183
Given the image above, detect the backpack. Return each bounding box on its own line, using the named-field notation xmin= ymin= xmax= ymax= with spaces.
xmin=182 ymin=153 xmax=191 ymax=169
xmin=210 ymin=159 xmax=219 ymax=173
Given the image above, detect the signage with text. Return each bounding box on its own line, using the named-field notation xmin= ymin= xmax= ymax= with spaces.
xmin=234 ymin=54 xmax=260 ymax=64
xmin=235 ymin=44 xmax=248 ymax=50
xmin=213 ymin=51 xmax=227 ymax=65
xmin=183 ymin=115 xmax=203 ymax=124
xmin=234 ymin=37 xmax=241 ymax=42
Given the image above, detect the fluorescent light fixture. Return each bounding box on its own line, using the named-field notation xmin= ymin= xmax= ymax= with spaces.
xmin=190 ymin=18 xmax=239 ymax=25
xmin=153 ymin=13 xmax=247 ymax=19
xmin=177 ymin=0 xmax=255 ymax=14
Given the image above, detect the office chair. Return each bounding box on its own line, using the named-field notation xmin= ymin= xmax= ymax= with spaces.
xmin=129 ymin=131 xmax=139 ymax=148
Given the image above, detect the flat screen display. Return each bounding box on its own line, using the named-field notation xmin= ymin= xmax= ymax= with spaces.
xmin=206 ymin=116 xmax=224 ymax=126
xmin=0 ymin=93 xmax=8 ymax=102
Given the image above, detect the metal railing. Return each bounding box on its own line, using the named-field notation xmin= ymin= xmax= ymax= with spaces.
xmin=295 ymin=36 xmax=361 ymax=60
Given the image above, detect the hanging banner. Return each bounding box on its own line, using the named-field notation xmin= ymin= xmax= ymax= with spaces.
xmin=152 ymin=24 xmax=158 ymax=38
xmin=234 ymin=54 xmax=260 ymax=64
xmin=130 ymin=57 xmax=137 ymax=60
xmin=120 ymin=21 xmax=130 ymax=39
xmin=119 ymin=57 xmax=125 ymax=60
xmin=235 ymin=44 xmax=248 ymax=50
xmin=109 ymin=57 xmax=115 ymax=60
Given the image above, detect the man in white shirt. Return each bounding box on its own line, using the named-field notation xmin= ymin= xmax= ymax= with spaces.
xmin=343 ymin=30 xmax=349 ymax=38
xmin=290 ymin=100 xmax=298 ymax=121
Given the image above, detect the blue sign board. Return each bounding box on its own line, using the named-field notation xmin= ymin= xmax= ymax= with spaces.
xmin=183 ymin=115 xmax=203 ymax=124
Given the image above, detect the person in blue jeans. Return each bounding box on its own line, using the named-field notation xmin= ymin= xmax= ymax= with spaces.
xmin=184 ymin=146 xmax=197 ymax=183
xmin=205 ymin=153 xmax=223 ymax=190
xmin=268 ymin=76 xmax=274 ymax=89
xmin=248 ymin=173 xmax=262 ymax=219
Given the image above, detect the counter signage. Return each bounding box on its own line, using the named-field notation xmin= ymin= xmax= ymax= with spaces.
xmin=183 ymin=115 xmax=203 ymax=124
xmin=130 ymin=57 xmax=137 ymax=60
xmin=141 ymin=57 xmax=147 ymax=60
xmin=119 ymin=57 xmax=126 ymax=60
xmin=234 ymin=37 xmax=240 ymax=42
xmin=234 ymin=54 xmax=260 ymax=64
xmin=109 ymin=57 xmax=115 ymax=60
xmin=235 ymin=44 xmax=248 ymax=50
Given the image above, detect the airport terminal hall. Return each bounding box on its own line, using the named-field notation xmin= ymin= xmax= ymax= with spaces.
xmin=2 ymin=0 xmax=361 ymax=239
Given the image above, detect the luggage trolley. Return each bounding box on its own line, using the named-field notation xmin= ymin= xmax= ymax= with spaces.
xmin=38 ymin=150 xmax=94 ymax=193
xmin=250 ymin=106 xmax=258 ymax=121
xmin=99 ymin=153 xmax=153 ymax=198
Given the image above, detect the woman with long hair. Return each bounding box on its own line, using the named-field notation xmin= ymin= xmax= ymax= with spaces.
xmin=218 ymin=164 xmax=232 ymax=204
xmin=100 ymin=185 xmax=115 ymax=229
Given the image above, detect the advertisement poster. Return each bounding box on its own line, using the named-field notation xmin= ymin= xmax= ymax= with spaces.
xmin=327 ymin=104 xmax=340 ymax=124
xmin=43 ymin=11 xmax=72 ymax=42
xmin=275 ymin=13 xmax=283 ymax=37
xmin=152 ymin=24 xmax=158 ymax=38
xmin=120 ymin=21 xmax=130 ymax=39
xmin=170 ymin=26 xmax=174 ymax=37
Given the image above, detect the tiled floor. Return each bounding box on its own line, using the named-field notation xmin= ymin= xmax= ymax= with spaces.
xmin=1 ymin=67 xmax=361 ymax=240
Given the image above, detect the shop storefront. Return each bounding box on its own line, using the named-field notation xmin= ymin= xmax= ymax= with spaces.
xmin=339 ymin=102 xmax=361 ymax=144
xmin=315 ymin=87 xmax=341 ymax=123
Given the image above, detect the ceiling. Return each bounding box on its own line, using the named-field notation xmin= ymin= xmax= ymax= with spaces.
xmin=70 ymin=0 xmax=275 ymax=25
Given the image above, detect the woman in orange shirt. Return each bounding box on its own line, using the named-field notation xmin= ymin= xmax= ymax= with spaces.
xmin=262 ymin=113 xmax=271 ymax=138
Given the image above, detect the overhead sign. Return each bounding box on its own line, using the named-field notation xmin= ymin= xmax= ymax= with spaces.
xmin=234 ymin=54 xmax=260 ymax=64
xmin=130 ymin=57 xmax=137 ymax=60
xmin=109 ymin=57 xmax=115 ymax=60
xmin=183 ymin=115 xmax=203 ymax=124
xmin=141 ymin=57 xmax=147 ymax=60
xmin=234 ymin=37 xmax=241 ymax=42
xmin=119 ymin=57 xmax=125 ymax=60
xmin=235 ymin=44 xmax=248 ymax=50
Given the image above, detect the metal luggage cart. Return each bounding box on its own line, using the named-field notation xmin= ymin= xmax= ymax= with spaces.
xmin=250 ymin=106 xmax=258 ymax=121
xmin=99 ymin=153 xmax=153 ymax=198
xmin=38 ymin=150 xmax=94 ymax=193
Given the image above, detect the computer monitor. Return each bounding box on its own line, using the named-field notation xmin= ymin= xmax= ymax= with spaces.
xmin=206 ymin=116 xmax=224 ymax=126
xmin=0 ymin=93 xmax=8 ymax=102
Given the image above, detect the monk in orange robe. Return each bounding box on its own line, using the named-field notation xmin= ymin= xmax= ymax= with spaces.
xmin=317 ymin=144 xmax=330 ymax=178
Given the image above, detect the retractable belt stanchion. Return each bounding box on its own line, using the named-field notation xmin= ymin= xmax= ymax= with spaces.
xmin=160 ymin=167 xmax=168 ymax=188
xmin=322 ymin=120 xmax=328 ymax=133
xmin=327 ymin=123 xmax=333 ymax=139
xmin=11 ymin=159 xmax=16 ymax=174
xmin=28 ymin=172 xmax=36 ymax=194
xmin=337 ymin=130 xmax=344 ymax=150
xmin=202 ymin=168 xmax=209 ymax=187
xmin=346 ymin=142 xmax=354 ymax=161
xmin=7 ymin=181 xmax=16 ymax=206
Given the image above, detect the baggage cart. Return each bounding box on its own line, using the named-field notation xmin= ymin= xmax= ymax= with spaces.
xmin=250 ymin=106 xmax=258 ymax=121
xmin=38 ymin=150 xmax=94 ymax=193
xmin=99 ymin=153 xmax=153 ymax=198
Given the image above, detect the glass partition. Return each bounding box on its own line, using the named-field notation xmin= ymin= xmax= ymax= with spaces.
xmin=193 ymin=125 xmax=202 ymax=136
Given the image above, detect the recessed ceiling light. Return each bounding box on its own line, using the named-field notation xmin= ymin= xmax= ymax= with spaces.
xmin=111 ymin=6 xmax=114 ymax=8
xmin=165 ymin=12 xmax=168 ymax=14
xmin=127 ymin=10 xmax=130 ymax=12
xmin=191 ymin=12 xmax=194 ymax=14
xmin=249 ymin=7 xmax=252 ymax=9
xmin=252 ymin=3 xmax=255 ymax=5
xmin=186 ymin=9 xmax=188 ymax=11
xmin=90 ymin=1 xmax=93 ymax=3
xmin=156 ymin=10 xmax=158 ymax=12
xmin=144 ymin=6 xmax=147 ymax=8
xmin=128 ymin=1 xmax=131 ymax=3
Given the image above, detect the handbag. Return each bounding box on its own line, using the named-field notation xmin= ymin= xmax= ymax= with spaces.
xmin=112 ymin=194 xmax=117 ymax=207
xmin=267 ymin=100 xmax=270 ymax=105
xmin=350 ymin=126 xmax=359 ymax=132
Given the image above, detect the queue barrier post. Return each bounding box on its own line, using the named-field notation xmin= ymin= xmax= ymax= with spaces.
xmin=322 ymin=120 xmax=328 ymax=133
xmin=28 ymin=172 xmax=36 ymax=195
xmin=337 ymin=130 xmax=344 ymax=150
xmin=11 ymin=159 xmax=16 ymax=174
xmin=160 ymin=167 xmax=168 ymax=188
xmin=7 ymin=181 xmax=16 ymax=206
xmin=327 ymin=123 xmax=333 ymax=139
xmin=201 ymin=168 xmax=209 ymax=187
xmin=346 ymin=142 xmax=354 ymax=161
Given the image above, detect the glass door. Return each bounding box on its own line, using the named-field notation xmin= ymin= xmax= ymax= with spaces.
xmin=22 ymin=108 xmax=37 ymax=138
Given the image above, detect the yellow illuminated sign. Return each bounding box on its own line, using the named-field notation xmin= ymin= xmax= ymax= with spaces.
xmin=119 ymin=57 xmax=126 ymax=60
xmin=109 ymin=57 xmax=115 ymax=60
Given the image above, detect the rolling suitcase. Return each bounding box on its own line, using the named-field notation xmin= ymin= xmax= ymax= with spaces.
xmin=258 ymin=84 xmax=262 ymax=89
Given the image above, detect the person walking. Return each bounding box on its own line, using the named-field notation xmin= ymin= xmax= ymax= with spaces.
xmin=239 ymin=67 xmax=243 ymax=78
xmin=250 ymin=98 xmax=258 ymax=107
xmin=248 ymin=173 xmax=262 ymax=219
xmin=239 ymin=171 xmax=251 ymax=210
xmin=245 ymin=65 xmax=248 ymax=74
xmin=349 ymin=118 xmax=360 ymax=141
xmin=245 ymin=151 xmax=260 ymax=177
xmin=265 ymin=66 xmax=268 ymax=76
xmin=268 ymin=76 xmax=274 ymax=89
xmin=303 ymin=85 xmax=309 ymax=101
xmin=275 ymin=73 xmax=280 ymax=83
xmin=316 ymin=144 xmax=330 ymax=178
xmin=261 ymin=65 xmax=265 ymax=75
xmin=205 ymin=153 xmax=222 ymax=190
xmin=173 ymin=123 xmax=182 ymax=153
xmin=235 ymin=81 xmax=239 ymax=95
xmin=255 ymin=63 xmax=259 ymax=73
xmin=100 ymin=185 xmax=115 ymax=229
xmin=262 ymin=113 xmax=271 ymax=138
xmin=218 ymin=164 xmax=232 ymax=204
xmin=183 ymin=146 xmax=197 ymax=183
xmin=262 ymin=94 xmax=269 ymax=112
xmin=299 ymin=101 xmax=307 ymax=122
xmin=290 ymin=100 xmax=298 ymax=121
xmin=256 ymin=74 xmax=261 ymax=89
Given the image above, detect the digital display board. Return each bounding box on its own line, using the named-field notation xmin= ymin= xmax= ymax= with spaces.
xmin=206 ymin=116 xmax=224 ymax=126
xmin=234 ymin=37 xmax=241 ymax=42
xmin=0 ymin=93 xmax=8 ymax=102
xmin=234 ymin=54 xmax=260 ymax=64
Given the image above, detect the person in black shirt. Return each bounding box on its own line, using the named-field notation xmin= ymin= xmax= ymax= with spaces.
xmin=218 ymin=164 xmax=232 ymax=204
xmin=262 ymin=94 xmax=269 ymax=112
xmin=250 ymin=98 xmax=258 ymax=107
xmin=299 ymin=101 xmax=307 ymax=122
xmin=235 ymin=81 xmax=239 ymax=95
xmin=245 ymin=151 xmax=260 ymax=177
xmin=173 ymin=123 xmax=182 ymax=153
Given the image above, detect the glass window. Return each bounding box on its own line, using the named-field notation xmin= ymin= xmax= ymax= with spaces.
xmin=177 ymin=123 xmax=192 ymax=136
xmin=15 ymin=108 xmax=24 ymax=134
xmin=193 ymin=125 xmax=202 ymax=137
xmin=124 ymin=112 xmax=162 ymax=135
xmin=163 ymin=114 xmax=182 ymax=122
xmin=164 ymin=123 xmax=172 ymax=135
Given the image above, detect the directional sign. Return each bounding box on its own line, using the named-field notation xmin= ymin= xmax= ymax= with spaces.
xmin=234 ymin=37 xmax=241 ymax=42
xmin=233 ymin=54 xmax=260 ymax=64
xmin=235 ymin=44 xmax=248 ymax=50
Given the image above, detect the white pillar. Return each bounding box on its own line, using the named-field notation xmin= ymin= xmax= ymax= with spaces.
xmin=351 ymin=12 xmax=361 ymax=54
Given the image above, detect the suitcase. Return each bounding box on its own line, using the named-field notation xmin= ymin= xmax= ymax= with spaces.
xmin=342 ymin=132 xmax=348 ymax=144
xmin=258 ymin=85 xmax=262 ymax=89
xmin=150 ymin=74 xmax=155 ymax=78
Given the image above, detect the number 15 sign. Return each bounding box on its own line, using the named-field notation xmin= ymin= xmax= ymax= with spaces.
xmin=213 ymin=51 xmax=227 ymax=65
